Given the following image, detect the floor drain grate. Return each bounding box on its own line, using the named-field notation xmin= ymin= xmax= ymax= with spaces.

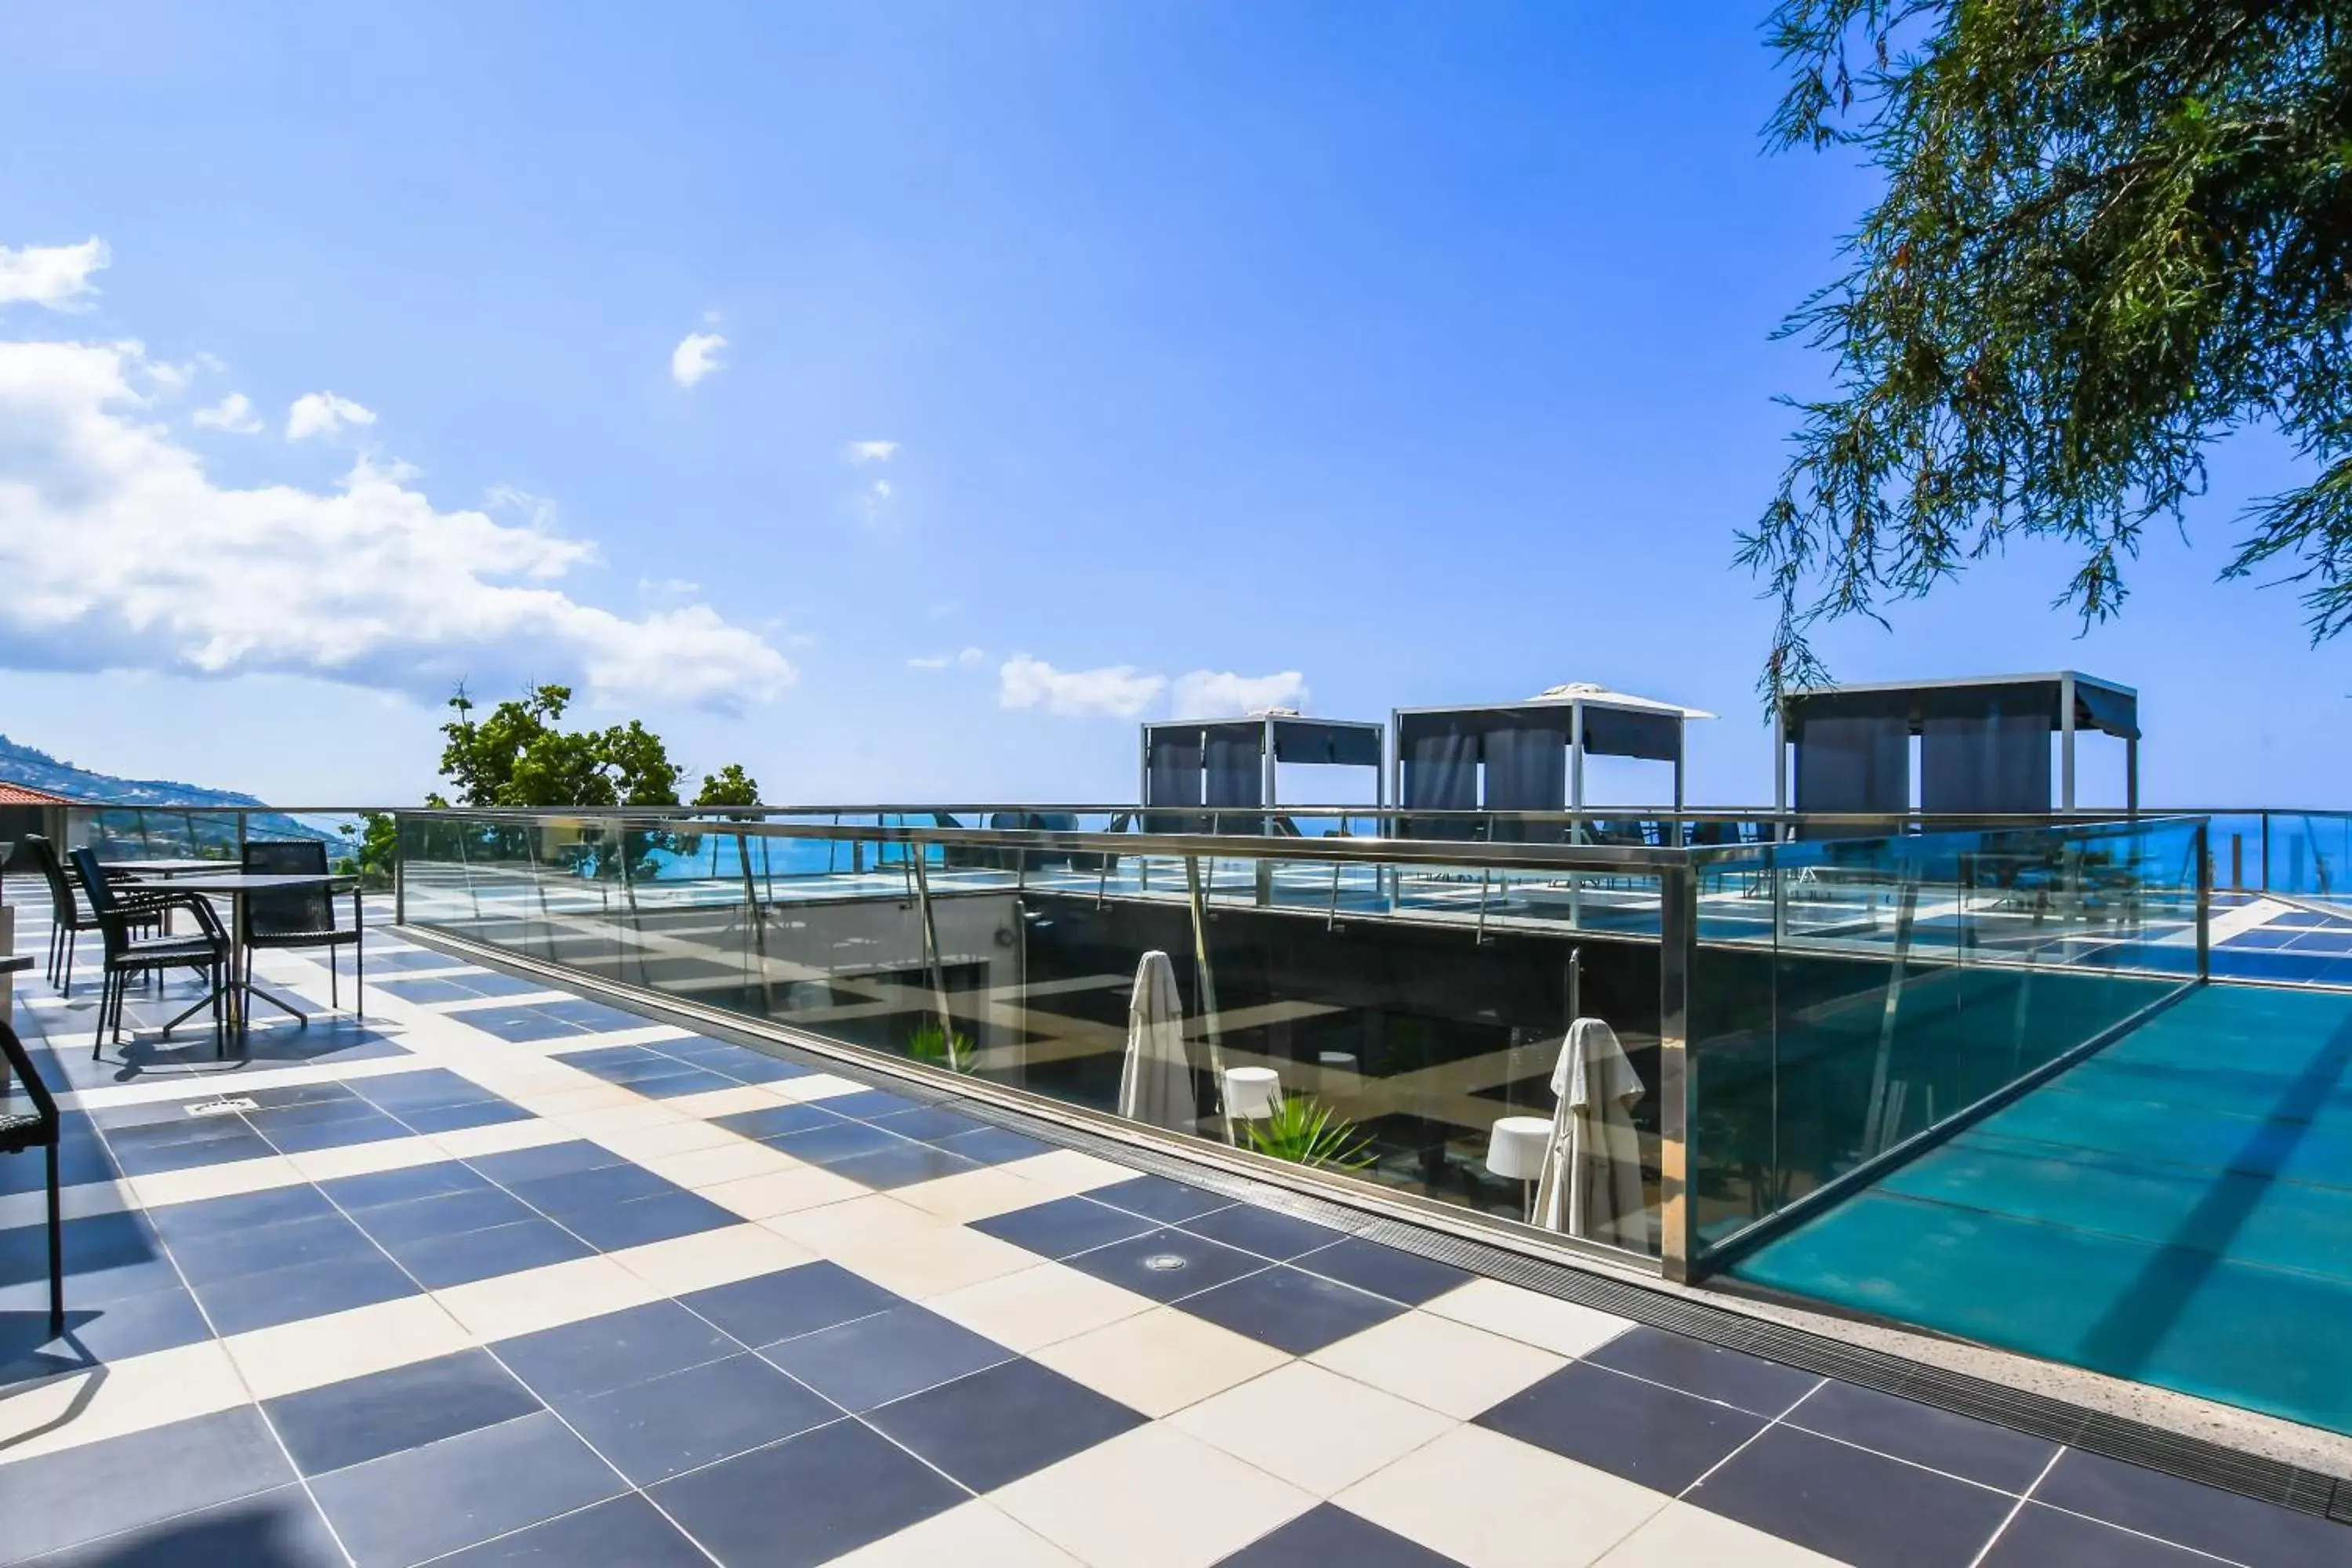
xmin=185 ymin=1097 xmax=257 ymax=1117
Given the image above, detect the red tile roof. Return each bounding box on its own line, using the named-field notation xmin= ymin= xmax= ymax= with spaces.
xmin=0 ymin=780 xmax=76 ymax=805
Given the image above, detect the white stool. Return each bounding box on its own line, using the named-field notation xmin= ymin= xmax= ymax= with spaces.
xmin=1316 ymin=1051 xmax=1359 ymax=1088
xmin=1223 ymin=1066 xmax=1282 ymax=1122
xmin=1486 ymin=1115 xmax=1552 ymax=1222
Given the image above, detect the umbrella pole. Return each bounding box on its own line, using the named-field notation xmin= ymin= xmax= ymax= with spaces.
xmin=1185 ymin=855 xmax=1230 ymax=1143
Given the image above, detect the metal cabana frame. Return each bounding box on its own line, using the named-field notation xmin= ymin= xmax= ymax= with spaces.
xmin=1138 ymin=713 xmax=1386 ymax=825
xmin=1388 ymin=688 xmax=1710 ymax=835
xmin=1774 ymin=670 xmax=2140 ymax=818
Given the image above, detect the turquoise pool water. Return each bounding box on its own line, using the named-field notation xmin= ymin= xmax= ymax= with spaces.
xmin=1730 ymin=983 xmax=2352 ymax=1435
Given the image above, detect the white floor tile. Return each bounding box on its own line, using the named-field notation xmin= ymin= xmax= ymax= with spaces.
xmin=825 ymin=1500 xmax=1081 ymax=1567
xmin=927 ymin=1262 xmax=1156 ymax=1354
xmin=129 ymin=1153 xmax=304 ymax=1210
xmin=1422 ymin=1279 xmax=1634 ymax=1359
xmin=1029 ymin=1306 xmax=1289 ymax=1419
xmin=0 ymin=1341 xmax=249 ymax=1465
xmin=994 ymin=1422 xmax=1314 ymax=1568
xmin=700 ymin=1164 xmax=868 ymax=1220
xmin=0 ymin=1178 xmax=132 ymax=1232
xmin=608 ymin=1223 xmax=812 ymax=1294
xmin=286 ymin=1134 xmax=447 ymax=1185
xmin=1595 ymin=1501 xmax=1850 ymax=1566
xmin=588 ymin=1119 xmax=742 ymax=1163
xmin=665 ymin=1084 xmax=796 ymax=1120
xmin=1171 ymin=1361 xmax=1454 ymax=1497
xmin=429 ymin=1117 xmax=575 ymax=1160
xmin=761 ymin=1192 xmax=946 ymax=1254
xmin=995 ymin=1148 xmax=1135 ymax=1196
xmin=1335 ymin=1425 xmax=1667 ymax=1568
xmin=831 ymin=1221 xmax=1036 ymax=1300
xmin=434 ymin=1254 xmax=662 ymax=1342
xmin=890 ymin=1166 xmax=1069 ymax=1225
xmin=225 ymin=1294 xmax=477 ymax=1401
xmin=1310 ymin=1308 xmax=1566 ymax=1418
xmin=553 ymin=1102 xmax=688 ymax=1138
xmin=636 ymin=1140 xmax=797 ymax=1189
xmin=767 ymin=1072 xmax=869 ymax=1103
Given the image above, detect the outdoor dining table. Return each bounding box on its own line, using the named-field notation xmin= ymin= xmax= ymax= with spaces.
xmin=120 ymin=870 xmax=360 ymax=1039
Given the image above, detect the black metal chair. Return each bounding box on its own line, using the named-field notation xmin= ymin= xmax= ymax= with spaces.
xmin=0 ymin=1017 xmax=63 ymax=1335
xmin=69 ymin=848 xmax=230 ymax=1059
xmin=24 ymin=836 xmax=162 ymax=997
xmin=241 ymin=840 xmax=363 ymax=1011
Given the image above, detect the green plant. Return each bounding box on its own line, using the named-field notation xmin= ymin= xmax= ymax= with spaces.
xmin=1243 ymin=1094 xmax=1375 ymax=1171
xmin=906 ymin=1020 xmax=973 ymax=1073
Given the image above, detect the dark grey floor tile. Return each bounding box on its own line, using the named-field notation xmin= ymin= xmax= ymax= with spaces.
xmin=309 ymin=1410 xmax=626 ymax=1568
xmin=492 ymin=1298 xmax=739 ymax=1403
xmin=1788 ymin=1381 xmax=2057 ymax=1494
xmin=1066 ymin=1229 xmax=1268 ymax=1304
xmin=865 ymin=1356 xmax=1144 ymax=1491
xmin=1176 ymin=1264 xmax=1406 ymax=1354
xmin=110 ymin=1129 xmax=276 ymax=1176
xmin=974 ymin=1195 xmax=1159 ymax=1259
xmin=821 ymin=1089 xmax=924 ymax=1122
xmin=466 ymin=1140 xmax=627 ymax=1185
xmin=1290 ymin=1237 xmax=1471 ymax=1305
xmin=934 ymin=1125 xmax=1054 ymax=1165
xmin=1478 ymin=1361 xmax=1767 ymax=1490
xmin=26 ymin=1482 xmax=347 ymax=1566
xmin=870 ymin=1106 xmax=988 ymax=1142
xmin=712 ymin=1103 xmax=846 ymax=1142
xmin=1216 ymin=1503 xmax=1465 ymax=1566
xmin=144 ymin=1184 xmax=336 ymax=1243
xmin=557 ymin=1351 xmax=838 ymax=1484
xmin=319 ymin=1160 xmax=493 ymax=1211
xmin=1179 ymin=1204 xmax=1349 ymax=1261
xmin=627 ymin=1068 xmax=745 ymax=1098
xmin=2033 ymin=1450 xmax=2352 ymax=1567
xmin=825 ymin=1142 xmax=985 ymax=1191
xmin=348 ymin=1069 xmax=500 ymax=1112
xmin=557 ymin=1190 xmax=738 ymax=1251
xmin=395 ymin=1099 xmax=531 ymax=1134
xmin=762 ymin=1121 xmax=911 ymax=1166
xmin=0 ymin=1406 xmax=296 ymax=1561
xmin=249 ymin=1109 xmax=414 ymax=1155
xmin=710 ymin=1055 xmax=815 ymax=1086
xmin=1587 ymin=1326 xmax=1820 ymax=1416
xmin=380 ymin=1218 xmax=593 ymax=1289
xmin=682 ymin=1261 xmax=902 ymax=1348
xmin=760 ymin=1304 xmax=1011 ymax=1412
xmin=1088 ymin=1174 xmax=1236 ymax=1224
xmin=351 ymin=1185 xmax=535 ymax=1246
xmin=458 ymin=1009 xmax=584 ymax=1044
xmin=429 ymin=1494 xmax=710 ymax=1567
xmin=169 ymin=1212 xmax=379 ymax=1287
xmin=1980 ymin=1503 xmax=2230 ymax=1567
xmin=1689 ymin=1425 xmax=2016 ymax=1568
xmin=192 ymin=1254 xmax=416 ymax=1334
xmin=648 ymin=1418 xmax=963 ymax=1568
xmin=264 ymin=1348 xmax=542 ymax=1476
xmin=503 ymin=1162 xmax=679 ymax=1216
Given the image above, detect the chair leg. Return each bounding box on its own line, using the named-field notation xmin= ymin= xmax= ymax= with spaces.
xmin=60 ymin=929 xmax=74 ymax=998
xmin=45 ymin=1140 xmax=63 ymax=1338
xmin=91 ymin=973 xmax=111 ymax=1060
xmin=329 ymin=946 xmax=339 ymax=1011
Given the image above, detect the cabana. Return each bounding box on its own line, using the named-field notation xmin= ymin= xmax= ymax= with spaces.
xmin=1774 ymin=671 xmax=2139 ymax=818
xmin=1139 ymin=710 xmax=1385 ymax=830
xmin=1391 ymin=684 xmax=1713 ymax=840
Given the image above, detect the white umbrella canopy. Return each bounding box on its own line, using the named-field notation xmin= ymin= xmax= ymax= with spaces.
xmin=1526 ymin=681 xmax=1716 ymax=720
xmin=1119 ymin=950 xmax=1194 ymax=1132
xmin=1531 ymin=1016 xmax=1649 ymax=1249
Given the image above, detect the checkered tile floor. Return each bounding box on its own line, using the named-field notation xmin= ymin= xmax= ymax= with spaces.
xmin=1 ymin=904 xmax=2343 ymax=1566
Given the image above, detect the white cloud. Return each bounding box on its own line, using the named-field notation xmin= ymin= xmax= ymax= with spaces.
xmin=0 ymin=237 xmax=109 ymax=310
xmin=907 ymin=648 xmax=987 ymax=673
xmin=483 ymin=485 xmax=558 ymax=529
xmin=844 ymin=440 xmax=899 ymax=463
xmin=0 ymin=336 xmax=794 ymax=710
xmin=192 ymin=392 xmax=263 ymax=434
xmin=285 ymin=390 xmax=376 ymax=441
xmin=671 ymin=332 xmax=726 ymax=387
xmin=1172 ymin=668 xmax=1309 ymax=717
xmin=639 ymin=576 xmax=702 ymax=598
xmin=999 ymin=655 xmax=1167 ymax=718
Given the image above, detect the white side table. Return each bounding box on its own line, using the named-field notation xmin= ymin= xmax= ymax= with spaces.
xmin=1223 ymin=1065 xmax=1282 ymax=1122
xmin=1486 ymin=1114 xmax=1553 ymax=1222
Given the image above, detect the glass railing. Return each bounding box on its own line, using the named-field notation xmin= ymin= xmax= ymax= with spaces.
xmin=1679 ymin=816 xmax=2205 ymax=1267
xmin=41 ymin=804 xmax=401 ymax=891
xmin=395 ymin=808 xmax=2211 ymax=1279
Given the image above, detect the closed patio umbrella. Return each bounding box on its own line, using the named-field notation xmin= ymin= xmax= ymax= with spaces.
xmin=1119 ymin=950 xmax=1194 ymax=1132
xmin=1532 ymin=1016 xmax=1648 ymax=1249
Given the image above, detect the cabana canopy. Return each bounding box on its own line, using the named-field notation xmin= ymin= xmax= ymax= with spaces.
xmin=1140 ymin=710 xmax=1385 ymax=826
xmin=1775 ymin=671 xmax=2138 ymax=817
xmin=1391 ymin=684 xmax=1713 ymax=837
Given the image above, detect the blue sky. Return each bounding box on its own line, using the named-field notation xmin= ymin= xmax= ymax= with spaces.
xmin=0 ymin=3 xmax=2341 ymax=809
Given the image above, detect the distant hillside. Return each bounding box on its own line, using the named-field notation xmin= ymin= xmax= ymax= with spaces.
xmin=0 ymin=735 xmax=332 ymax=845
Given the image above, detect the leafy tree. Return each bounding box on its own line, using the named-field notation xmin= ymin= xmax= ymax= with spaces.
xmin=339 ymin=811 xmax=399 ymax=888
xmin=1744 ymin=2 xmax=2352 ymax=691
xmin=435 ymin=684 xmax=687 ymax=808
xmin=693 ymin=763 xmax=761 ymax=808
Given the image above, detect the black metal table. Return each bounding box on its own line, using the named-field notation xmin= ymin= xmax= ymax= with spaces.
xmin=122 ymin=871 xmax=361 ymax=1039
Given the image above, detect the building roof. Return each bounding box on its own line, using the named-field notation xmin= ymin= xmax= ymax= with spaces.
xmin=0 ymin=779 xmax=77 ymax=805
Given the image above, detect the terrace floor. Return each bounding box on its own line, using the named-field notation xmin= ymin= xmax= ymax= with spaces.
xmin=0 ymin=904 xmax=2344 ymax=1566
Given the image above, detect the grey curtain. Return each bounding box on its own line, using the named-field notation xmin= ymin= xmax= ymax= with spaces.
xmin=1144 ymin=731 xmax=1204 ymax=834
xmin=1794 ymin=716 xmax=1910 ymax=821
xmin=1922 ymin=710 xmax=2051 ymax=815
xmin=1204 ymin=725 xmax=1264 ymax=833
xmin=1400 ymin=717 xmax=1479 ymax=840
xmin=1483 ymin=717 xmax=1568 ymax=842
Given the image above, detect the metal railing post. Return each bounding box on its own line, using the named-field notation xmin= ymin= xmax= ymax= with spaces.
xmin=1656 ymin=858 xmax=1697 ymax=1282
xmin=2195 ymin=820 xmax=2212 ymax=985
xmin=909 ymin=851 xmax=961 ymax=1071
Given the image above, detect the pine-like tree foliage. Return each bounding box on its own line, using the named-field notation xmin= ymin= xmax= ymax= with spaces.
xmin=1745 ymin=2 xmax=2352 ymax=691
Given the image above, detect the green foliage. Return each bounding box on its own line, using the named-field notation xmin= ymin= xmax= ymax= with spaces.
xmin=906 ymin=1020 xmax=972 ymax=1073
xmin=342 ymin=811 xmax=399 ymax=890
xmin=694 ymin=764 xmax=761 ymax=808
xmin=1746 ymin=2 xmax=2352 ymax=691
xmin=434 ymin=684 xmax=737 ymax=810
xmin=1242 ymin=1094 xmax=1376 ymax=1170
